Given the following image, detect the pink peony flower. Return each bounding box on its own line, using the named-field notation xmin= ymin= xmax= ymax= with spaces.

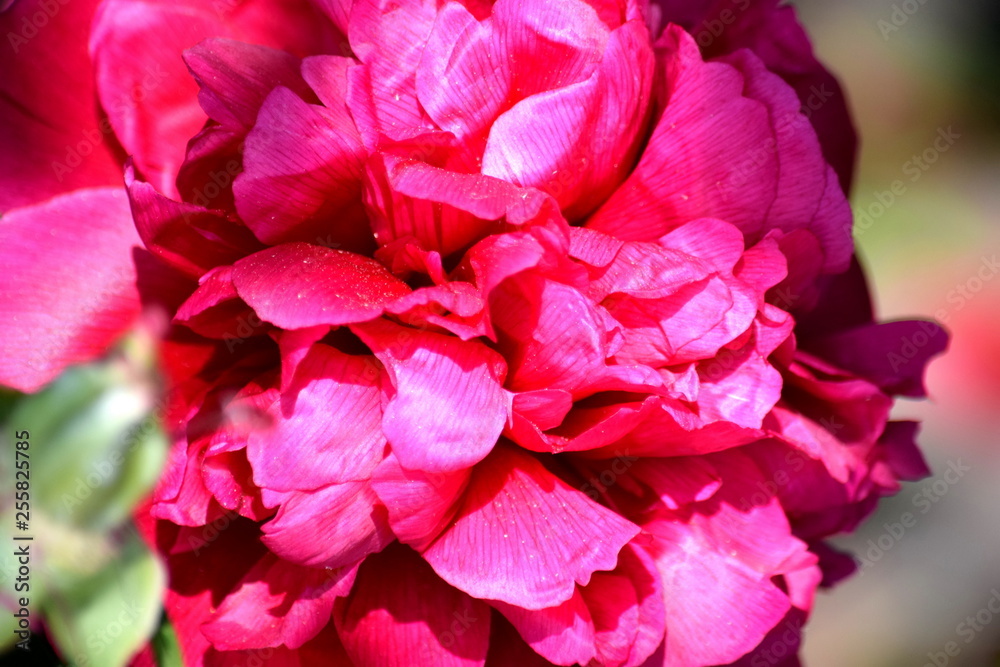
xmin=0 ymin=0 xmax=947 ymax=665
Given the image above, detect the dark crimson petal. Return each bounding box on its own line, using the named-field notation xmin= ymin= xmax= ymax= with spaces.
xmin=126 ymin=163 xmax=262 ymax=279
xmin=805 ymin=320 xmax=948 ymax=398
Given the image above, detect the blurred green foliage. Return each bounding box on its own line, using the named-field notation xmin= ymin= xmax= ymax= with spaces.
xmin=0 ymin=333 xmax=169 ymax=666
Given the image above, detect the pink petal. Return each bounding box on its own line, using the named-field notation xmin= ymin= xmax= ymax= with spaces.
xmin=423 ymin=445 xmax=640 ymax=609
xmin=345 ymin=0 xmax=440 ymax=145
xmin=588 ymin=26 xmax=852 ymax=275
xmin=0 ymin=0 xmax=122 ymax=210
xmin=580 ymin=545 xmax=665 ymax=667
xmin=246 ymin=344 xmax=386 ymax=491
xmin=630 ymin=457 xmax=721 ymax=510
xmin=151 ymin=434 xmax=220 ymax=527
xmin=722 ymin=49 xmax=852 ymax=274
xmin=89 ymin=0 xmax=342 ymax=196
xmin=353 ymin=319 xmax=511 ymax=472
xmin=371 ymin=453 xmax=472 ymax=551
xmin=492 ymin=0 xmax=610 ymax=102
xmin=202 ymin=552 xmax=355 ymax=650
xmin=89 ymin=0 xmax=214 ymax=196
xmin=484 ymin=613 xmax=554 ymax=667
xmin=491 ymin=275 xmax=617 ymax=395
xmin=0 ymin=188 xmax=141 ymax=392
xmin=234 ymin=86 xmax=369 ymax=247
xmin=335 ymin=544 xmax=492 ymax=667
xmin=231 ymin=243 xmax=410 ymax=329
xmin=261 ymin=482 xmax=393 ymax=569
xmin=645 ymin=450 xmax=810 ymax=666
xmin=482 ymin=19 xmax=653 ymax=220
xmin=491 ymin=590 xmax=596 ymax=666
xmin=173 ymin=265 xmax=266 ymax=341
xmin=415 ymin=1 xmax=509 ymax=141
xmin=301 ymin=55 xmax=355 ymax=114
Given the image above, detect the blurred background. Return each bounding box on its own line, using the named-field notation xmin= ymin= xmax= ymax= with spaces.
xmin=791 ymin=1 xmax=1000 ymax=665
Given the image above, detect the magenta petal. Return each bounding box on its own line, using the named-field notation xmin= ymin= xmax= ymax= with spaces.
xmin=363 ymin=153 xmax=552 ymax=257
xmin=202 ymin=552 xmax=354 ymax=650
xmin=722 ymin=49 xmax=852 ymax=275
xmin=335 ymin=544 xmax=492 ymax=667
xmin=173 ymin=266 xmax=261 ymax=340
xmin=353 ymin=319 xmax=510 ymax=473
xmin=423 ymin=445 xmax=640 ymax=609
xmin=0 ymin=188 xmax=141 ymax=391
xmin=231 ymin=243 xmax=410 ymax=329
xmin=261 ymin=482 xmax=392 ymax=569
xmin=589 ymin=26 xmax=852 ymax=275
xmin=184 ymin=38 xmax=314 ymax=132
xmin=879 ymin=421 xmax=931 ymax=481
xmin=246 ymin=344 xmax=385 ymax=491
xmin=234 ymin=86 xmax=368 ymax=246
xmin=345 ymin=0 xmax=439 ymax=144
xmin=646 ymin=450 xmax=812 ymax=666
xmin=492 ymin=0 xmax=610 ymax=101
xmin=806 ymin=320 xmax=948 ymax=398
xmin=491 ymin=275 xmax=617 ymax=395
xmin=491 ymin=590 xmax=596 ymax=666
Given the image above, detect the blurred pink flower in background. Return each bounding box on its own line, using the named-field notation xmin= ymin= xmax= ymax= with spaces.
xmin=0 ymin=0 xmax=946 ymax=665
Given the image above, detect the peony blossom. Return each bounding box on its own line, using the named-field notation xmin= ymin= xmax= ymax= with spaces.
xmin=0 ymin=0 xmax=946 ymax=665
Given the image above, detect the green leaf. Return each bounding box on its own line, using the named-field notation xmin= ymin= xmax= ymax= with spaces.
xmin=43 ymin=527 xmax=165 ymax=667
xmin=151 ymin=614 xmax=184 ymax=667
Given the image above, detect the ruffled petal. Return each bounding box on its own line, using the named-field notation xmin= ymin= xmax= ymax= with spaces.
xmin=260 ymin=482 xmax=393 ymax=569
xmin=246 ymin=344 xmax=386 ymax=491
xmin=353 ymin=319 xmax=511 ymax=472
xmin=423 ymin=445 xmax=640 ymax=609
xmin=234 ymin=86 xmax=369 ymax=248
xmin=202 ymin=552 xmax=355 ymax=650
